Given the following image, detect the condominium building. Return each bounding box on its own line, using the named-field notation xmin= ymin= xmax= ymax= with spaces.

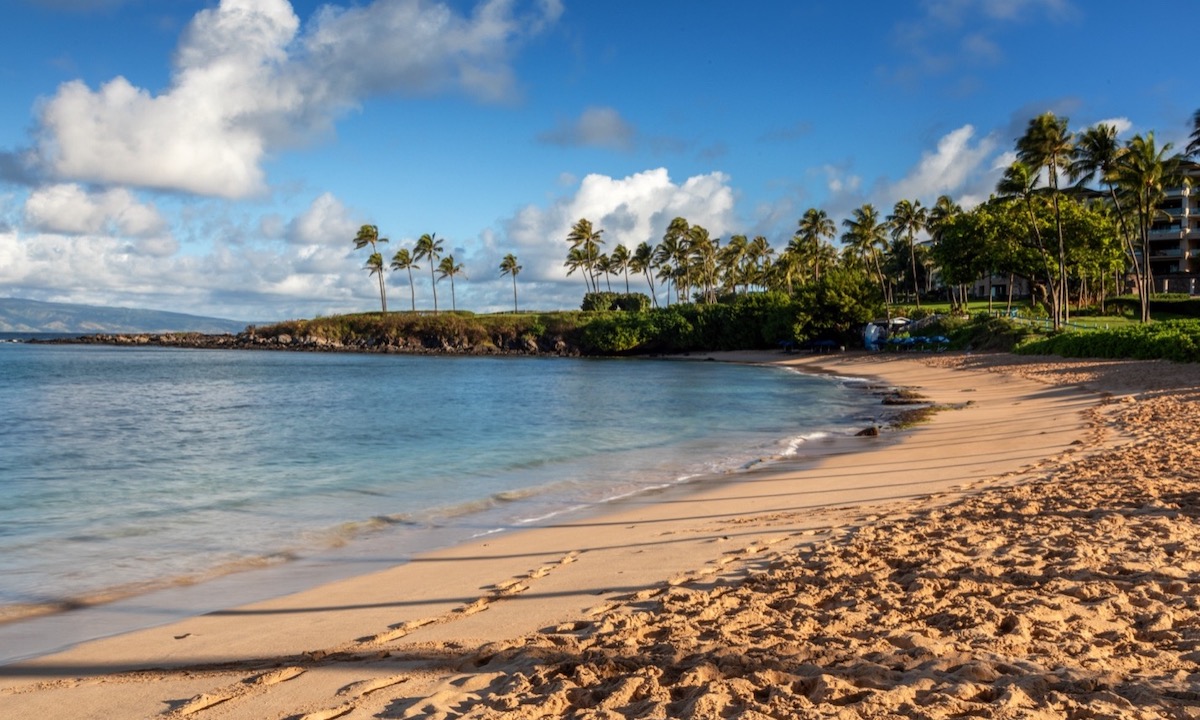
xmin=1147 ymin=159 xmax=1200 ymax=294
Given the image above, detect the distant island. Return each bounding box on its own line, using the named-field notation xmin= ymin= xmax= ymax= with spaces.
xmin=0 ymin=297 xmax=251 ymax=335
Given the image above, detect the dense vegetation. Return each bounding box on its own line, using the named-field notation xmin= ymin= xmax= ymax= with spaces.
xmin=250 ymin=285 xmax=875 ymax=356
xmin=288 ymin=109 xmax=1200 ymax=361
xmin=1016 ymin=320 xmax=1200 ymax=362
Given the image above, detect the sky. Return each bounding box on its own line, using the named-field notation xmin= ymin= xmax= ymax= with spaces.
xmin=0 ymin=0 xmax=1195 ymax=322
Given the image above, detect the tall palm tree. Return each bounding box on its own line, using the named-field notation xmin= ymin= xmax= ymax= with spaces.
xmin=747 ymin=236 xmax=774 ymax=291
xmin=997 ymin=161 xmax=1059 ymax=318
xmin=630 ymin=241 xmax=658 ymax=306
xmin=595 ymin=253 xmax=614 ymax=291
xmin=655 ymin=222 xmax=688 ymax=304
xmin=499 ymin=253 xmax=521 ymax=313
xmin=1113 ymin=132 xmax=1181 ymax=322
xmin=721 ymin=234 xmax=750 ymax=293
xmin=610 ymin=244 xmax=632 ymax=293
xmin=564 ymin=247 xmax=590 ymax=294
xmin=888 ymin=199 xmax=928 ymax=307
xmin=352 ymin=224 xmax=389 ymax=314
xmin=842 ymin=204 xmax=892 ymax=316
xmin=926 ymin=195 xmax=962 ymax=306
xmin=1071 ymin=123 xmax=1141 ymax=310
xmin=795 ymin=208 xmax=835 ymax=283
xmin=659 ymin=217 xmax=692 ymax=302
xmin=390 ymin=247 xmax=419 ymax=312
xmin=436 ymin=255 xmax=465 ymax=312
xmin=413 ymin=233 xmax=444 ymax=314
xmin=1016 ymin=112 xmax=1074 ymax=327
xmin=363 ymin=252 xmax=386 ymax=313
xmin=688 ymin=225 xmax=718 ymax=303
xmin=565 ymin=218 xmax=604 ymax=294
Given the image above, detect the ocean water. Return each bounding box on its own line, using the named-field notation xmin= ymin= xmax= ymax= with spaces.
xmin=0 ymin=342 xmax=877 ymax=657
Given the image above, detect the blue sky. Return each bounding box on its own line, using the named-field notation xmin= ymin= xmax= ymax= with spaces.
xmin=0 ymin=0 xmax=1195 ymax=322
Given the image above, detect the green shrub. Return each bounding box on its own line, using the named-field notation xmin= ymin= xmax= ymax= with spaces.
xmin=1017 ymin=319 xmax=1200 ymax=362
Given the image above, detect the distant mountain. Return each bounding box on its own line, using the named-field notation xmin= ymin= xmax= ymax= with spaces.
xmin=0 ymin=298 xmax=250 ymax=334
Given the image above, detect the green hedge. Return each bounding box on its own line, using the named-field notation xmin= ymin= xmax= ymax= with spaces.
xmin=1017 ymin=319 xmax=1200 ymax=362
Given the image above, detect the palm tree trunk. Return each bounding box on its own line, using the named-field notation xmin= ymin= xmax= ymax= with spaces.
xmin=908 ymin=235 xmax=920 ymax=308
xmin=430 ymin=266 xmax=439 ymax=314
xmin=407 ymin=269 xmax=416 ymax=312
xmin=512 ymin=275 xmax=518 ymax=313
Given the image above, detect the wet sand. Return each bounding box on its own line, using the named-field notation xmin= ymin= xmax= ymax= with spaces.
xmin=2 ymin=351 xmax=1197 ymax=719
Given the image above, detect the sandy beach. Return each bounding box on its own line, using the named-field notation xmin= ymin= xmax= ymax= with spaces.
xmin=2 ymin=351 xmax=1198 ymax=719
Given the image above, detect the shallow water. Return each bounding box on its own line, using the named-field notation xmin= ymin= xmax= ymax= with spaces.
xmin=0 ymin=344 xmax=879 ymax=659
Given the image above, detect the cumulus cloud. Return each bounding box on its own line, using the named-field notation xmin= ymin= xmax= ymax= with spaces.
xmin=285 ymin=192 xmax=357 ymax=246
xmin=1090 ymin=117 xmax=1133 ymax=136
xmin=436 ymin=168 xmax=737 ymax=310
xmin=24 ymin=183 xmax=169 ymax=240
xmin=0 ymin=218 xmax=364 ymax=321
xmin=538 ymin=107 xmax=636 ymax=151
xmin=883 ymin=124 xmax=999 ymax=207
xmin=32 ymin=0 xmax=561 ymax=198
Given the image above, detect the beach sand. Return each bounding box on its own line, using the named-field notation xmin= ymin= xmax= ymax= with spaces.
xmin=2 ymin=351 xmax=1198 ymax=719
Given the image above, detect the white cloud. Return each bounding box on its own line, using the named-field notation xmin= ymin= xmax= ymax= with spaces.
xmin=2 ymin=188 xmax=368 ymax=320
xmin=884 ymin=124 xmax=998 ymax=206
xmin=32 ymin=0 xmax=561 ymax=198
xmin=538 ymin=107 xmax=636 ymax=151
xmin=23 ymin=183 xmax=170 ymax=241
xmin=1091 ymin=117 xmax=1133 ymax=136
xmin=440 ymin=168 xmax=738 ymax=310
xmin=286 ymin=192 xmax=357 ymax=246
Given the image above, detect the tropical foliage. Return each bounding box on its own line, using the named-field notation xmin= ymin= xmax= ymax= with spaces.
xmin=339 ymin=108 xmax=1200 ymax=356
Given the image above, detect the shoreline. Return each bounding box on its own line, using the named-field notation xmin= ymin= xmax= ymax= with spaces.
xmin=5 ymin=351 xmax=1195 ymax=718
xmin=0 ymin=356 xmax=894 ymax=661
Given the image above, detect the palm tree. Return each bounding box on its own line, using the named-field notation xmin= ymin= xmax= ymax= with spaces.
xmin=364 ymin=252 xmax=386 ymax=313
xmin=610 ymin=244 xmax=632 ymax=294
xmin=564 ymin=247 xmax=590 ymax=294
xmin=655 ymin=223 xmax=688 ymax=304
xmin=747 ymin=236 xmax=774 ymax=291
xmin=413 ymin=233 xmax=444 ymax=314
xmin=1071 ymin=123 xmax=1142 ymax=311
xmin=660 ymin=217 xmax=693 ymax=302
xmin=499 ymin=253 xmax=521 ymax=313
xmin=595 ymin=253 xmax=614 ymax=291
xmin=630 ymin=241 xmax=658 ymax=306
xmin=927 ymin=195 xmax=962 ymax=307
xmin=997 ymin=161 xmax=1058 ymax=318
xmin=436 ymin=255 xmax=465 ymax=312
xmin=795 ymin=208 xmax=836 ymax=283
xmin=1016 ymin=112 xmax=1074 ymax=327
xmin=688 ymin=225 xmax=718 ymax=303
xmin=352 ymin=224 xmax=389 ymax=314
xmin=566 ymin=218 xmax=604 ymax=293
xmin=888 ymin=199 xmax=928 ymax=307
xmin=842 ymin=204 xmax=892 ymax=317
xmin=390 ymin=247 xmax=419 ymax=312
xmin=1113 ymin=132 xmax=1181 ymax=321
xmin=721 ymin=234 xmax=750 ymax=293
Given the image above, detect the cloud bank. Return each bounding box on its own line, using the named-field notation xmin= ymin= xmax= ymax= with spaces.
xmin=32 ymin=0 xmax=562 ymax=198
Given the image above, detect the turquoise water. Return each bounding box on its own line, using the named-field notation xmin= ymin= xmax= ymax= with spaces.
xmin=0 ymin=343 xmax=875 ymax=629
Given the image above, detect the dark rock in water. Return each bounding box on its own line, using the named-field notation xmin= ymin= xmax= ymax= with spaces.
xmin=856 ymin=426 xmax=880 ymax=437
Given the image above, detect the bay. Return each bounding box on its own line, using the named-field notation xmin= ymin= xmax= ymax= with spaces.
xmin=0 ymin=343 xmax=877 ymax=659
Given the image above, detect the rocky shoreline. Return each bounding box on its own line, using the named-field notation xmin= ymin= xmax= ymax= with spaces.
xmin=26 ymin=329 xmax=582 ymax=356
